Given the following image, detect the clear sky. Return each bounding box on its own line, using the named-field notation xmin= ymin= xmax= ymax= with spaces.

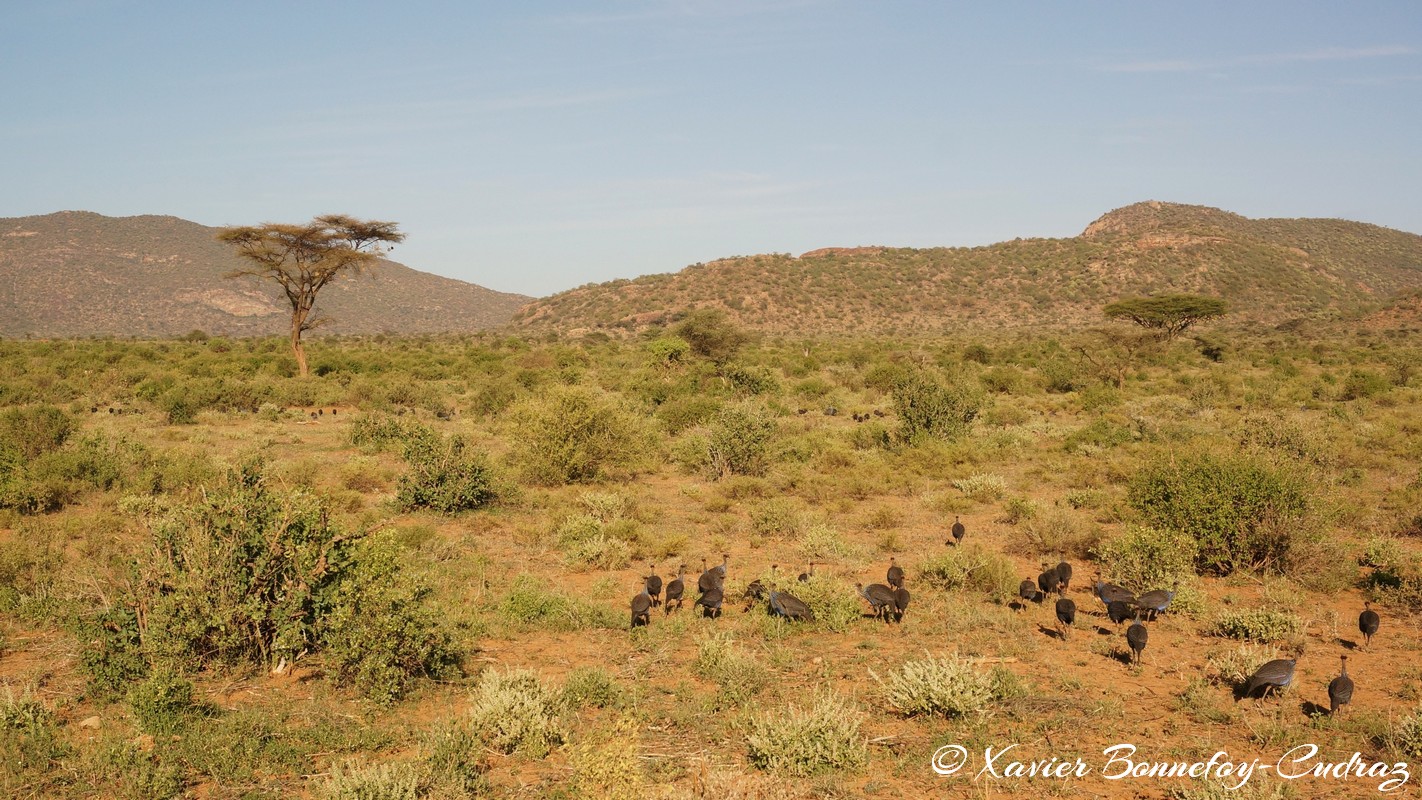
xmin=3 ymin=1 xmax=1419 ymax=297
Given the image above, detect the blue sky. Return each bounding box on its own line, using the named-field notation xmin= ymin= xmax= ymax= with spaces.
xmin=3 ymin=1 xmax=1419 ymax=297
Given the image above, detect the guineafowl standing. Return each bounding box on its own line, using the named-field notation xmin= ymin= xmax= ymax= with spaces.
xmin=887 ymin=557 xmax=904 ymax=590
xmin=1037 ymin=563 xmax=1062 ymax=597
xmin=1106 ymin=599 xmax=1136 ymax=627
xmin=1328 ymin=654 xmax=1354 ymax=716
xmin=1126 ymin=612 xmax=1148 ymax=666
xmin=697 ymin=558 xmax=720 ymax=595
xmin=892 ymin=584 xmax=911 ymax=623
xmin=1093 ymin=573 xmax=1136 ymax=606
xmin=949 ymin=516 xmax=966 ymax=546
xmin=1360 ymin=602 xmax=1380 ymax=650
xmin=798 ymin=561 xmax=815 ymax=583
xmin=664 ymin=565 xmax=687 ymax=615
xmin=1054 ymin=561 xmax=1073 ymax=594
xmin=858 ymin=583 xmax=897 ymax=622
xmin=716 ymin=553 xmax=729 ymax=580
xmin=743 ymin=565 xmax=777 ymax=610
xmin=630 ymin=580 xmax=652 ymax=628
xmin=1018 ymin=579 xmax=1041 ymax=611
xmin=1136 ymin=582 xmax=1178 ymax=621
xmin=1055 ymin=597 xmax=1076 ymax=640
xmin=768 ymin=584 xmax=813 ymax=621
xmin=645 ymin=564 xmax=663 ymax=608
xmin=696 ymin=584 xmax=724 ymax=619
xmin=1241 ymin=658 xmax=1297 ymax=700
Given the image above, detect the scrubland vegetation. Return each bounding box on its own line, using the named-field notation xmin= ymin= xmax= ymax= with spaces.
xmin=2 ymin=320 xmax=1422 ymax=798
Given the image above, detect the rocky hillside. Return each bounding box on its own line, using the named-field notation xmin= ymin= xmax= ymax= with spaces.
xmin=514 ymin=201 xmax=1422 ymax=336
xmin=0 ymin=211 xmax=531 ymax=338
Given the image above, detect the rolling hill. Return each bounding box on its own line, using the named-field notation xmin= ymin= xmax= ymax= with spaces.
xmin=514 ymin=201 xmax=1422 ymax=336
xmin=0 ymin=211 xmax=531 ymax=338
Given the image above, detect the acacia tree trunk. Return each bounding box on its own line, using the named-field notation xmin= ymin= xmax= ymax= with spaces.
xmin=290 ymin=309 xmax=310 ymax=378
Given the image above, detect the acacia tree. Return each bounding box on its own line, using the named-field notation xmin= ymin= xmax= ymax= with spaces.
xmin=218 ymin=215 xmax=404 ymax=377
xmin=1103 ymin=294 xmax=1227 ymax=341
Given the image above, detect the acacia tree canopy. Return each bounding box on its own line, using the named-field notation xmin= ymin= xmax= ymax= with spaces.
xmin=1103 ymin=294 xmax=1227 ymax=340
xmin=218 ymin=215 xmax=404 ymax=377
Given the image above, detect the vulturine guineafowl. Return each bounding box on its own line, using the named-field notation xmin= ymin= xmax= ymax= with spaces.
xmin=1037 ymin=563 xmax=1062 ymax=597
xmin=1126 ymin=611 xmax=1148 ymax=666
xmin=1018 ymin=579 xmax=1041 ymax=610
xmin=892 ymin=584 xmax=910 ymax=623
xmin=1240 ymin=658 xmax=1297 ymax=700
xmin=887 ymin=557 xmax=904 ymax=590
xmin=645 ymin=564 xmax=663 ymax=608
xmin=1106 ymin=599 xmax=1136 ymax=627
xmin=768 ymin=584 xmax=813 ymax=621
xmin=1055 ymin=597 xmax=1076 ymax=640
xmin=696 ymin=584 xmax=724 ymax=619
xmin=1053 ymin=561 xmax=1073 ymax=594
xmin=1329 ymin=654 xmax=1354 ymax=715
xmin=630 ymin=580 xmax=652 ymax=628
xmin=664 ymin=565 xmax=687 ymax=614
xmin=858 ymin=583 xmax=897 ymax=622
xmin=948 ymin=516 xmax=966 ymax=546
xmin=1093 ymin=573 xmax=1136 ymax=606
xmin=697 ymin=558 xmax=720 ymax=596
xmin=1136 ymin=582 xmax=1178 ymax=621
xmin=798 ymin=561 xmax=815 ymax=583
xmin=1360 ymin=602 xmax=1380 ymax=650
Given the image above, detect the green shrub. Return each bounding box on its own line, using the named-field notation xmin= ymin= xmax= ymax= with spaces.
xmin=468 ymin=669 xmax=567 ymax=757
xmin=704 ymin=404 xmax=776 ymax=479
xmin=744 ymin=691 xmax=868 ymax=776
xmin=749 ymin=499 xmax=804 ymax=538
xmin=673 ymin=309 xmax=748 ymax=365
xmin=797 ymin=521 xmax=860 ymax=561
xmin=509 ymin=386 xmax=653 ymax=485
xmin=872 ymin=654 xmax=996 ymax=718
xmin=0 ymin=405 xmax=74 ymax=461
xmin=569 ymin=717 xmax=645 ymax=800
xmin=496 ymin=574 xmax=622 ymax=632
xmin=78 ymin=607 xmax=148 ymax=701
xmin=952 ymin=473 xmax=1007 ymax=501
xmin=1208 ymin=609 xmax=1303 ymax=643
xmin=1392 ymin=706 xmax=1422 ymax=760
xmin=1000 ymin=496 xmax=1038 ymax=525
xmin=0 ymin=688 xmax=68 ymax=797
xmin=322 ymin=760 xmax=425 ymax=800
xmin=126 ymin=668 xmax=198 ymax=735
xmin=316 ymin=535 xmax=461 ymax=705
xmin=1129 ymin=450 xmax=1310 ymax=575
xmin=1205 ymin=643 xmax=1282 ymax=687
xmin=724 ymin=364 xmax=780 ymax=396
xmin=891 ymin=371 xmax=982 ymax=443
xmin=562 ymin=666 xmax=625 ymax=709
xmin=1093 ymin=525 xmax=1198 ymax=592
xmin=395 ymin=434 xmax=500 ymax=514
xmin=918 ymin=546 xmax=1017 ymax=602
xmin=694 ymin=634 xmax=767 ymax=706
xmin=346 ymin=414 xmax=437 ymax=455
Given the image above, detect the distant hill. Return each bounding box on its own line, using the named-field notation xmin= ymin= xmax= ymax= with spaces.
xmin=514 ymin=201 xmax=1422 ymax=336
xmin=0 ymin=211 xmax=531 ymax=338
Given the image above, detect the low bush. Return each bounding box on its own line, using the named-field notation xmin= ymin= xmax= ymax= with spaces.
xmin=569 ymin=717 xmax=646 ymax=800
xmin=395 ymin=434 xmax=500 ymax=514
xmin=1208 ymin=609 xmax=1303 ymax=643
xmin=509 ymin=386 xmax=654 ymax=485
xmin=468 ymin=669 xmax=567 ymax=758
xmin=562 ymin=666 xmax=625 ymax=710
xmin=704 ymin=404 xmax=777 ymax=479
xmin=744 ymin=691 xmax=868 ymax=776
xmin=1205 ymin=643 xmax=1282 ymax=688
xmin=952 ymin=473 xmax=1007 ymax=502
xmin=1093 ymin=525 xmax=1198 ymax=592
xmin=891 ymin=371 xmax=982 ymax=443
xmin=694 ymin=634 xmax=767 ymax=706
xmin=872 ymin=654 xmax=997 ymax=718
xmin=496 ymin=574 xmax=623 ymax=632
xmin=918 ymin=546 xmax=1017 ymax=602
xmin=126 ymin=668 xmax=199 ymax=735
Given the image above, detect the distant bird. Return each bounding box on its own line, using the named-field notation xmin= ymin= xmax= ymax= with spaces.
xmin=1055 ymin=597 xmax=1076 ymax=640
xmin=1037 ymin=563 xmax=1062 ymax=597
xmin=1328 ymin=655 xmax=1354 ymax=715
xmin=824 ymin=406 xmax=838 ymax=416
xmin=798 ymin=561 xmax=815 ymax=583
xmin=858 ymin=583 xmax=897 ymax=622
xmin=630 ymin=580 xmax=652 ymax=628
xmin=1093 ymin=574 xmax=1136 ymax=606
xmin=768 ymin=584 xmax=814 ymax=621
xmin=887 ymin=557 xmax=905 ymax=589
xmin=743 ymin=565 xmax=777 ymax=609
xmin=797 ymin=408 xmax=808 ymax=415
xmin=696 ymin=584 xmax=724 ymax=619
xmin=1241 ymin=658 xmax=1297 ymax=700
xmin=1136 ymin=582 xmax=1178 ymax=621
xmin=892 ymin=584 xmax=911 ymax=623
xmin=318 ymin=408 xmax=324 ymax=416
xmin=1126 ymin=612 xmax=1148 ymax=666
xmin=664 ymin=565 xmax=687 ymax=614
xmin=90 ymin=406 xmax=97 ymax=413
xmin=645 ymin=564 xmax=663 ymax=608
xmin=952 ymin=516 xmax=966 ymax=545
xmin=1053 ymin=561 xmax=1073 ymax=594
xmin=331 ymin=408 xmax=337 ymax=416
xmin=1106 ymin=599 xmax=1136 ymax=627
xmin=873 ymin=409 xmax=885 ymax=417
xmin=1359 ymin=602 xmax=1380 ymax=650
xmin=698 ymin=557 xmax=721 ymax=595
xmin=1018 ymin=579 xmax=1041 ymax=610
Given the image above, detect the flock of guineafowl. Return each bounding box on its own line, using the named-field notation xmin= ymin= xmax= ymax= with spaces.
xmin=628 ymin=516 xmax=1381 ymax=716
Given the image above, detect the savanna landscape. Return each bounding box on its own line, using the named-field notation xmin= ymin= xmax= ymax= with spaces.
xmin=5 ymin=203 xmax=1422 ymax=800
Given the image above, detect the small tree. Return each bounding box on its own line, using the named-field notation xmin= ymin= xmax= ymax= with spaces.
xmin=672 ymin=308 xmax=747 ymax=365
xmin=218 ymin=215 xmax=404 ymax=377
xmin=1103 ymin=295 xmax=1227 ymax=341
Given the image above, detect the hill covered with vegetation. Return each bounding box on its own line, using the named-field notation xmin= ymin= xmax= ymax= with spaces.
xmin=515 ymin=201 xmax=1422 ymax=335
xmin=0 ymin=211 xmax=531 ymax=338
